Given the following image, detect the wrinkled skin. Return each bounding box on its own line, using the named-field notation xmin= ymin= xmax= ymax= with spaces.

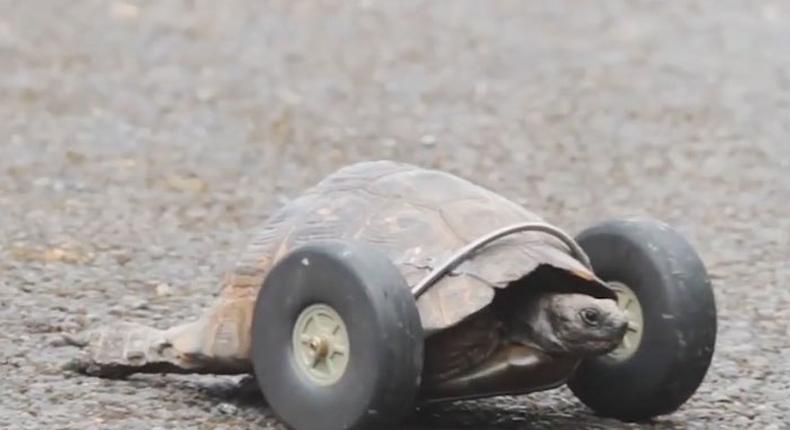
xmin=418 ymin=290 xmax=629 ymax=390
xmin=505 ymin=293 xmax=628 ymax=356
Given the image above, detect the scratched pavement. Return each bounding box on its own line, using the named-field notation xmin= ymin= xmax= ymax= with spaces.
xmin=1 ymin=1 xmax=789 ymax=429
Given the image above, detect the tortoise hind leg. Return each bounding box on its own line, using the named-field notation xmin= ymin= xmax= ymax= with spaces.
xmin=66 ymin=322 xmax=182 ymax=378
xmin=67 ymin=298 xmax=254 ymax=378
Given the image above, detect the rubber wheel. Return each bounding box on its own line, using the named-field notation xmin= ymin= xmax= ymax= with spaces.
xmin=251 ymin=241 xmax=424 ymax=430
xmin=567 ymin=218 xmax=717 ymax=420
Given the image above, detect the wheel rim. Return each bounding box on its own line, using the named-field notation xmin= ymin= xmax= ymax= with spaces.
xmin=291 ymin=303 xmax=350 ymax=386
xmin=607 ymin=281 xmax=644 ymax=362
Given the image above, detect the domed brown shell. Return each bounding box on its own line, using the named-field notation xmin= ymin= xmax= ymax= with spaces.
xmin=222 ymin=161 xmax=608 ymax=334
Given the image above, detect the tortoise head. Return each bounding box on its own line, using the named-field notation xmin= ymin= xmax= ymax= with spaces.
xmin=510 ymin=293 xmax=629 ymax=357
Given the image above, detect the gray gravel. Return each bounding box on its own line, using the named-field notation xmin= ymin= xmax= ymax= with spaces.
xmin=1 ymin=1 xmax=789 ymax=429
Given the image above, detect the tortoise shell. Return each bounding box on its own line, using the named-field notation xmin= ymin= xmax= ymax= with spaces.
xmin=222 ymin=160 xmax=609 ymax=334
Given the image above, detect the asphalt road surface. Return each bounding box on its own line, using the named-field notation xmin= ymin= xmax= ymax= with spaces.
xmin=1 ymin=1 xmax=789 ymax=429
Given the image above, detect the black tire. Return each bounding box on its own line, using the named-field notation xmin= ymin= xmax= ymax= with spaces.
xmin=251 ymin=241 xmax=424 ymax=430
xmin=567 ymin=218 xmax=717 ymax=421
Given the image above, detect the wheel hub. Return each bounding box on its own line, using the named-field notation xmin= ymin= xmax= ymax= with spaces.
xmin=292 ymin=303 xmax=350 ymax=385
xmin=607 ymin=281 xmax=644 ymax=362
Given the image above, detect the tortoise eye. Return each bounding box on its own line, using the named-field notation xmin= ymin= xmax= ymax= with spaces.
xmin=580 ymin=308 xmax=601 ymax=326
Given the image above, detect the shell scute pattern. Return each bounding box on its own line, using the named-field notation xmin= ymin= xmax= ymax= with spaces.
xmin=222 ymin=161 xmax=596 ymax=332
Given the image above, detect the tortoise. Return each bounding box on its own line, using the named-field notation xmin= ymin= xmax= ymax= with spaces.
xmin=70 ymin=161 xmax=717 ymax=430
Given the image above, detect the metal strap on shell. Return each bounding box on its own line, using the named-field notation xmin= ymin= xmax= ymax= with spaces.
xmin=410 ymin=222 xmax=594 ymax=298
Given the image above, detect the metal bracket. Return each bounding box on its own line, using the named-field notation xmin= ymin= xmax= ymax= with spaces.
xmin=410 ymin=222 xmax=593 ymax=298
